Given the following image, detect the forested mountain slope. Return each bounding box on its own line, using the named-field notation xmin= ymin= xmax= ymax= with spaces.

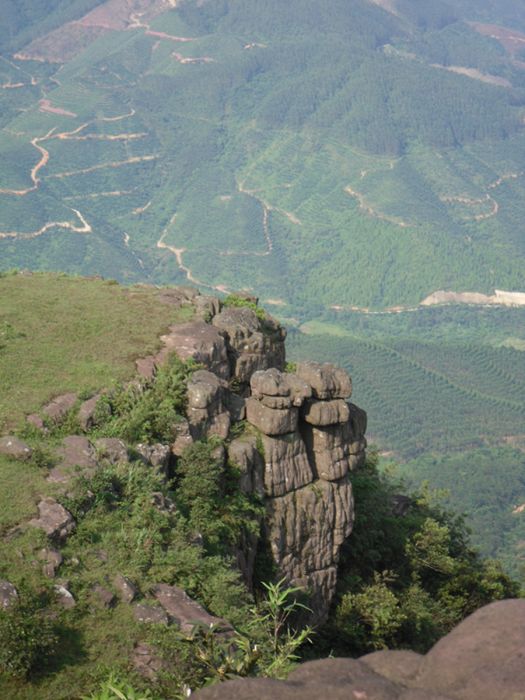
xmin=0 ymin=0 xmax=525 ymax=309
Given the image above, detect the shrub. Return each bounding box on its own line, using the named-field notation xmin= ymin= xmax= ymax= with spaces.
xmin=0 ymin=592 xmax=58 ymax=679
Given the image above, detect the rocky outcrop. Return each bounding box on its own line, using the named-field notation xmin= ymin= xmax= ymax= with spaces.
xmin=194 ymin=599 xmax=525 ymax=700
xmin=229 ymin=363 xmax=365 ymax=624
xmin=187 ymin=370 xmax=231 ymax=440
xmin=28 ymin=497 xmax=76 ymax=541
xmin=0 ymin=580 xmax=18 ymax=609
xmin=0 ymin=436 xmax=32 ymax=460
xmin=212 ymin=307 xmax=286 ymax=384
xmin=152 ymin=584 xmax=234 ymax=634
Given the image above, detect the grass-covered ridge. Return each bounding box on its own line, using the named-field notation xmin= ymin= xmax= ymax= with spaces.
xmin=0 ymin=272 xmax=193 ymax=431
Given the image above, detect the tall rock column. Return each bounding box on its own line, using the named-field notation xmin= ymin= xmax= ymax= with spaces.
xmin=241 ymin=363 xmax=366 ymax=624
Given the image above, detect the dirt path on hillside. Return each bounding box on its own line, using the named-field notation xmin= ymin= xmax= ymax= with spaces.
xmin=344 ymin=185 xmax=412 ymax=227
xmin=439 ymin=193 xmax=499 ymax=221
xmin=157 ymin=220 xmax=231 ymax=294
xmin=0 ymin=208 xmax=91 ymax=240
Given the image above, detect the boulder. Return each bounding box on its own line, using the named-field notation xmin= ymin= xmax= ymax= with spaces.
xmin=295 ymin=362 xmax=352 ymax=400
xmin=186 ymin=370 xmax=231 ymax=440
xmin=132 ymin=642 xmax=167 ymax=680
xmin=0 ymin=436 xmax=32 ymax=461
xmin=54 ymin=584 xmax=76 ymax=609
xmin=212 ymin=307 xmax=286 ymax=383
xmin=43 ymin=393 xmax=78 ymax=422
xmin=0 ymin=581 xmax=18 ymax=609
xmin=48 ymin=436 xmax=98 ymax=483
xmin=78 ymin=394 xmax=101 ymax=431
xmin=94 ymin=437 xmax=129 ymax=464
xmin=194 ymin=294 xmax=221 ymax=321
xmin=113 ymin=574 xmax=139 ymax=604
xmin=26 ymin=414 xmax=45 ymax=431
xmin=133 ymin=603 xmax=169 ymax=625
xmin=58 ymin=436 xmax=97 ymax=469
xmin=91 ymin=584 xmax=116 ymax=609
xmin=171 ymin=418 xmax=194 ymax=456
xmin=246 ymin=398 xmax=298 ymax=436
xmin=361 ymin=649 xmax=424 ymax=686
xmin=193 ymin=657 xmax=451 ymax=700
xmin=29 ymin=498 xmax=76 ymax=541
xmin=157 ymin=321 xmax=230 ymax=379
xmin=135 ymin=443 xmax=171 ymax=476
xmin=38 ymin=547 xmax=63 ymax=578
xmin=302 ymin=398 xmax=350 ymax=426
xmin=152 ymin=584 xmax=233 ymax=634
xmin=251 ymin=369 xmax=311 ymax=407
xmin=414 ymin=598 xmax=525 ymax=700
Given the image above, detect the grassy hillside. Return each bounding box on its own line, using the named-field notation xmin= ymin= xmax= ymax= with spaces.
xmin=0 ymin=272 xmax=192 ymax=430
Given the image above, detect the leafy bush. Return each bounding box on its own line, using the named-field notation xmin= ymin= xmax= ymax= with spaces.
xmin=0 ymin=592 xmax=58 ymax=679
xmin=223 ymin=294 xmax=266 ymax=321
xmin=93 ymin=355 xmax=196 ymax=443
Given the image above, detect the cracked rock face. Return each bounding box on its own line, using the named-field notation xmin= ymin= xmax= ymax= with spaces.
xmin=212 ymin=307 xmax=286 ymax=384
xmin=241 ymin=366 xmax=365 ymax=623
xmin=29 ymin=498 xmax=76 ymax=541
xmin=186 ymin=370 xmax=231 ymax=441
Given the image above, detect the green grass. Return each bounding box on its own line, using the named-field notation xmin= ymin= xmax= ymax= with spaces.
xmin=0 ymin=455 xmax=47 ymax=533
xmin=0 ymin=273 xmax=193 ymax=430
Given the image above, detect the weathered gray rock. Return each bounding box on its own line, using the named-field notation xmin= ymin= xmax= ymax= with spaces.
xmin=361 ymin=649 xmax=424 ymax=686
xmin=187 ymin=370 xmax=231 ymax=440
xmin=43 ymin=393 xmax=78 ymax=422
xmin=48 ymin=436 xmax=98 ymax=483
xmin=152 ymin=584 xmax=233 ymax=634
xmin=132 ymin=642 xmax=167 ymax=680
xmin=212 ymin=307 xmax=286 ymax=383
xmin=295 ymin=362 xmax=352 ymax=400
xmin=27 ymin=413 xmax=45 ymax=431
xmin=0 ymin=581 xmax=18 ymax=609
xmin=136 ymin=356 xmax=157 ymax=380
xmin=78 ymin=394 xmax=101 ymax=431
xmin=193 ymin=657 xmax=450 ymax=700
xmin=58 ymin=436 xmax=97 ymax=469
xmin=302 ymin=398 xmax=350 ymax=426
xmin=113 ymin=574 xmax=139 ymax=604
xmin=246 ymin=398 xmax=298 ymax=436
xmin=260 ymin=432 xmax=313 ymax=497
xmin=29 ymin=498 xmax=76 ymax=541
xmin=415 ymin=599 xmax=525 ymax=700
xmin=92 ymin=584 xmax=116 ymax=609
xmin=194 ymin=294 xmax=221 ymax=321
xmin=94 ymin=438 xmax=129 ymax=464
xmin=171 ymin=417 xmax=194 ymax=456
xmin=54 ymin=584 xmax=76 ymax=609
xmin=150 ymin=492 xmax=177 ymax=513
xmin=0 ymin=436 xmax=32 ymax=460
xmin=135 ymin=443 xmax=171 ymax=476
xmin=251 ymin=369 xmax=311 ymax=408
xmin=38 ymin=547 xmax=63 ymax=578
xmin=134 ymin=603 xmax=169 ymax=625
xmin=158 ymin=321 xmax=230 ymax=379
xmin=228 ymin=436 xmax=265 ymax=498
xmin=267 ymin=477 xmax=354 ymax=580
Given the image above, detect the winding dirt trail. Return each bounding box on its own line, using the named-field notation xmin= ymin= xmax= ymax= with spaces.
xmin=344 ymin=185 xmax=412 ymax=228
xmin=156 ymin=219 xmax=231 ymax=293
xmin=0 ymin=208 xmax=91 ymax=240
xmin=439 ymin=193 xmax=499 ymax=221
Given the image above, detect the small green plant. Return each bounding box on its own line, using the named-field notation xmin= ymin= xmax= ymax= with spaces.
xmin=223 ymin=294 xmax=266 ymax=321
xmin=84 ymin=675 xmax=160 ymax=700
xmin=245 ymin=578 xmax=313 ymax=678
